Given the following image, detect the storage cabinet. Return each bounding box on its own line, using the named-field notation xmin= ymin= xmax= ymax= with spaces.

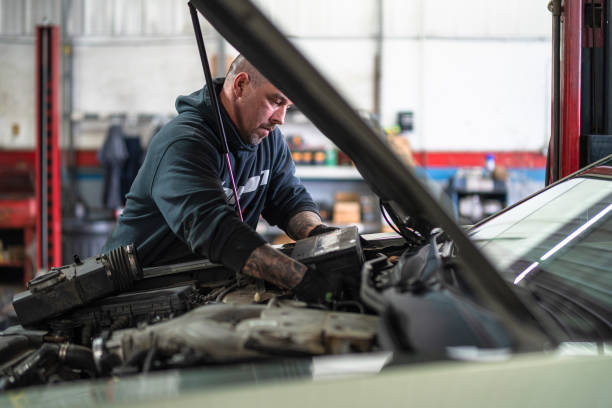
xmin=0 ymin=197 xmax=36 ymax=286
xmin=0 ymin=168 xmax=36 ymax=287
xmin=447 ymin=170 xmax=508 ymax=224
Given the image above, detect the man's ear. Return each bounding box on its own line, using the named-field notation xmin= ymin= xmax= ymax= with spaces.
xmin=233 ymin=72 xmax=250 ymax=97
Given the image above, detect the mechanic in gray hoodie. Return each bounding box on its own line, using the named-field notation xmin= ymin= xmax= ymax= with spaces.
xmin=102 ymin=55 xmax=333 ymax=297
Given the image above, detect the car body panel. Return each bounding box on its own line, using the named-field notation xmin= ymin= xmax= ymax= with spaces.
xmin=1 ymin=352 xmax=611 ymax=407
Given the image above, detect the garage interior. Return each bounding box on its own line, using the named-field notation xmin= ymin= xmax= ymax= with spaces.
xmin=1 ymin=0 xmax=612 ymax=401
xmin=1 ymin=1 xmax=551 ymax=316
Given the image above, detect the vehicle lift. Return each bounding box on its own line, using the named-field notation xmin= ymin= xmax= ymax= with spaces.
xmin=35 ymin=24 xmax=62 ymax=271
xmin=549 ymin=0 xmax=612 ymax=183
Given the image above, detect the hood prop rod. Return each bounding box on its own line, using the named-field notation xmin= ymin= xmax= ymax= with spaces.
xmin=188 ymin=2 xmax=243 ymax=221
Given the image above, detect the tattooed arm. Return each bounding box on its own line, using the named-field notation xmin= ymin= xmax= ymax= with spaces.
xmin=240 ymin=211 xmax=327 ymax=290
xmin=241 ymin=244 xmax=307 ymax=289
xmin=285 ymin=211 xmax=323 ymax=241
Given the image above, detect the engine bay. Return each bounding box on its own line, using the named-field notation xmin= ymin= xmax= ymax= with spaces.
xmin=0 ymin=227 xmax=414 ymax=389
xmin=0 ymin=220 xmax=518 ymax=391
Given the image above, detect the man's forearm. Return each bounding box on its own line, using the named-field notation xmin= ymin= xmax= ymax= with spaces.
xmin=286 ymin=211 xmax=322 ymax=240
xmin=241 ymin=244 xmax=307 ymax=289
xmin=240 ymin=211 xmax=322 ymax=290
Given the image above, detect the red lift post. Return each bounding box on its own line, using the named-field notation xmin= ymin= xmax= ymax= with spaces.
xmin=550 ymin=0 xmax=611 ymax=182
xmin=35 ymin=25 xmax=62 ymax=271
xmin=560 ymin=0 xmax=583 ymax=178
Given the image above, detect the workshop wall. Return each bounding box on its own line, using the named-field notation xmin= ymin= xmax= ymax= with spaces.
xmin=412 ymin=40 xmax=550 ymax=151
xmin=0 ymin=0 xmax=552 ymax=153
xmin=73 ymin=42 xmax=204 ymax=117
xmin=259 ymin=0 xmax=552 ymax=152
xmin=380 ymin=0 xmax=552 ymax=151
xmin=0 ymin=42 xmax=35 ymax=149
xmin=0 ymin=0 xmax=61 ymax=149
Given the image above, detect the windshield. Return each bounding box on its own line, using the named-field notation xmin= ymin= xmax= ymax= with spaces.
xmin=470 ymin=174 xmax=612 ymax=315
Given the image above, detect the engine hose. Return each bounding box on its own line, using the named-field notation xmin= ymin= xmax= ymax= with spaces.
xmin=360 ymin=255 xmax=389 ymax=313
xmin=60 ymin=343 xmax=96 ymax=373
xmin=1 ymin=344 xmax=59 ymax=390
xmin=108 ymin=246 xmax=134 ymax=291
xmin=11 ymin=343 xmax=59 ymax=378
xmin=3 ymin=343 xmax=95 ymax=389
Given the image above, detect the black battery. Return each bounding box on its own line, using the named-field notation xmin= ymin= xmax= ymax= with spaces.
xmin=290 ymin=226 xmax=364 ymax=298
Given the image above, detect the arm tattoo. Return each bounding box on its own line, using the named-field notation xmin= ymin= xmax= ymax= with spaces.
xmin=242 ymin=244 xmax=307 ymax=289
xmin=286 ymin=211 xmax=322 ymax=240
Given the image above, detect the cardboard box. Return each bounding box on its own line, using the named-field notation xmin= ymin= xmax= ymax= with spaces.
xmin=333 ymin=192 xmax=361 ymax=225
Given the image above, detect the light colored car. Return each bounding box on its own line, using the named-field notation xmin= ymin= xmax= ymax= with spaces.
xmin=1 ymin=0 xmax=611 ymax=405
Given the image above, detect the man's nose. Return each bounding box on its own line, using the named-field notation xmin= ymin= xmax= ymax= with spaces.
xmin=270 ymin=106 xmax=287 ymax=125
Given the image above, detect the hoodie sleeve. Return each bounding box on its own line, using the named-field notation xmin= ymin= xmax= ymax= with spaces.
xmin=151 ymin=137 xmax=265 ymax=272
xmin=261 ymin=135 xmax=319 ymax=231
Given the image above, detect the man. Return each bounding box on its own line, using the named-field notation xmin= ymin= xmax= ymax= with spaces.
xmin=102 ymin=55 xmax=333 ymax=296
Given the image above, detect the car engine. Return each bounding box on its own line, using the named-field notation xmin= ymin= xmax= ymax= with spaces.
xmin=0 ymin=226 xmax=412 ymax=389
xmin=0 ymin=222 xmax=514 ymax=390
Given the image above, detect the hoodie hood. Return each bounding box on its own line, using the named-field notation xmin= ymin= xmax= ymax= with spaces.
xmin=175 ymin=78 xmax=257 ymax=152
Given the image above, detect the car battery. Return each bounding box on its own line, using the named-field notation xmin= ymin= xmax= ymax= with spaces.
xmin=290 ymin=226 xmax=364 ymax=298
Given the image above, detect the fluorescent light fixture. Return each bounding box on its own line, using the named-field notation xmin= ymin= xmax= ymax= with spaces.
xmin=514 ymin=261 xmax=539 ymax=284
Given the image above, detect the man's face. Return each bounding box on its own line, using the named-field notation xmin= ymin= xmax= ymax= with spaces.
xmin=234 ymin=78 xmax=293 ymax=145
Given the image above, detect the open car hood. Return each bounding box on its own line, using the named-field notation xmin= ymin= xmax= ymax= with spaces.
xmin=189 ymin=0 xmax=555 ymax=350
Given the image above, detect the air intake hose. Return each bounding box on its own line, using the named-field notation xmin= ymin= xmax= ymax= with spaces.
xmin=13 ymin=244 xmax=144 ymax=327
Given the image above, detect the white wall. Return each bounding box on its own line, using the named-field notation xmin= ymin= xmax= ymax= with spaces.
xmin=379 ymin=0 xmax=552 ymax=151
xmin=0 ymin=0 xmax=553 ymax=152
xmin=389 ymin=39 xmax=551 ymax=151
xmin=0 ymin=41 xmax=35 ymax=149
xmin=256 ymin=0 xmax=552 ymax=151
xmin=74 ymin=41 xmax=205 ymax=115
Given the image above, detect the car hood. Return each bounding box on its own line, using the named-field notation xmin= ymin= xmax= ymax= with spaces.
xmin=188 ymin=0 xmax=554 ymax=350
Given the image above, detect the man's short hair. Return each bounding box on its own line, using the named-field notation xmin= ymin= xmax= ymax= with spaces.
xmin=226 ymin=54 xmax=266 ymax=86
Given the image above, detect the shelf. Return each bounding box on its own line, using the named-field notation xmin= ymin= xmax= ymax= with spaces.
xmin=0 ymin=261 xmax=24 ymax=268
xmin=295 ymin=165 xmax=362 ymax=180
xmin=0 ymin=197 xmax=36 ymax=228
xmin=451 ymin=178 xmax=507 ymax=195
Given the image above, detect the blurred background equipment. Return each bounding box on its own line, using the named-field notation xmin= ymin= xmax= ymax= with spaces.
xmin=445 ymin=154 xmax=508 ymax=224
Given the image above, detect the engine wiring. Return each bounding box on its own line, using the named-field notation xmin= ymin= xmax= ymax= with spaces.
xmin=380 ymin=199 xmax=402 ymax=236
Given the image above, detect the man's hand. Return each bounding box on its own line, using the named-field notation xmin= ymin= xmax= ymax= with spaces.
xmin=286 ymin=211 xmax=322 ymax=240
xmin=241 ymin=244 xmax=307 ymax=289
xmin=291 ymin=267 xmax=333 ymax=303
xmin=240 ymin=244 xmax=332 ymax=302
